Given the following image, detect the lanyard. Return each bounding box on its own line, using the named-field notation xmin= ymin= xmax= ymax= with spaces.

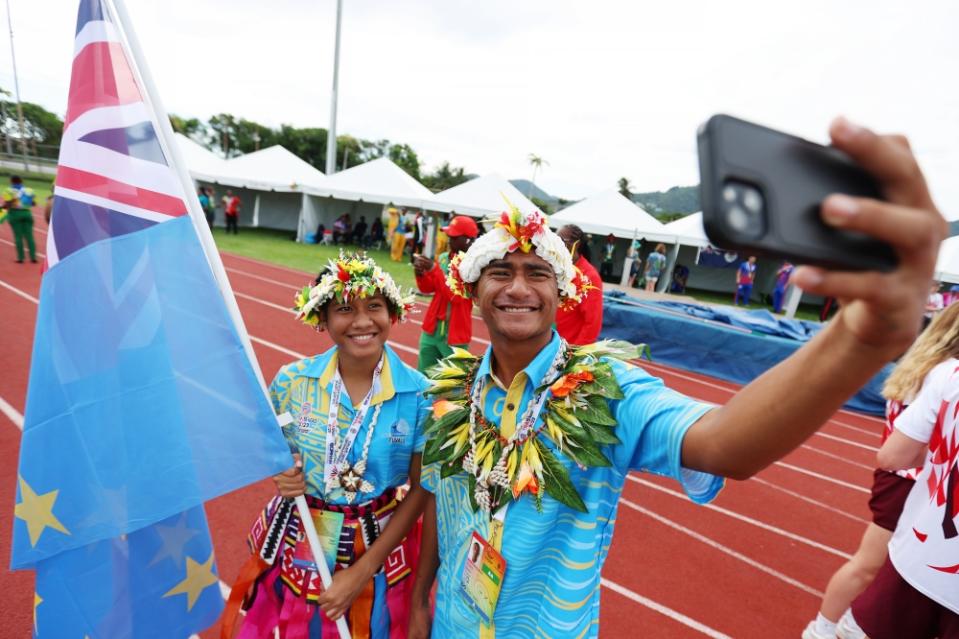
xmin=324 ymin=356 xmax=384 ymax=483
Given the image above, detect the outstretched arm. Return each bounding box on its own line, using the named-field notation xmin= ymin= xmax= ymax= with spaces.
xmin=681 ymin=118 xmax=946 ymax=480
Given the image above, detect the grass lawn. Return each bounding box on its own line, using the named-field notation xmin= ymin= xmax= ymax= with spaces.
xmin=212 ymin=227 xmax=420 ymax=293
xmin=684 ymin=287 xmax=823 ymax=322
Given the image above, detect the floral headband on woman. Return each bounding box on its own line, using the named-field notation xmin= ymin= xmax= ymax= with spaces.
xmin=294 ymin=252 xmax=416 ymax=327
xmin=446 ymin=202 xmax=592 ymax=310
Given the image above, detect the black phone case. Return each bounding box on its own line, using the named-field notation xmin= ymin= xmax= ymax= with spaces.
xmin=698 ymin=114 xmax=897 ymax=272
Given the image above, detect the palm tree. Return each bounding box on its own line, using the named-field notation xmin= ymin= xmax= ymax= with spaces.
xmin=528 ymin=153 xmax=549 ymax=197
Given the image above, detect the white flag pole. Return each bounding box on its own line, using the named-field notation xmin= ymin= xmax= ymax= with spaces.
xmin=105 ymin=2 xmax=349 ymax=636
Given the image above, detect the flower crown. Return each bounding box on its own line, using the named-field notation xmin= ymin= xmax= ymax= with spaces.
xmin=446 ymin=200 xmax=592 ymax=310
xmin=294 ymin=252 xmax=416 ymax=327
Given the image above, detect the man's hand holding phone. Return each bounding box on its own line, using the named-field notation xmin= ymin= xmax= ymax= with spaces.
xmin=792 ymin=117 xmax=947 ymax=355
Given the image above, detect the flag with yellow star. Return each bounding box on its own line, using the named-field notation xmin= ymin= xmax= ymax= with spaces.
xmin=11 ymin=0 xmax=293 ymax=636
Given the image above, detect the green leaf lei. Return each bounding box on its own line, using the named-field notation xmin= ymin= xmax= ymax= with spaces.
xmin=422 ymin=340 xmax=649 ymax=514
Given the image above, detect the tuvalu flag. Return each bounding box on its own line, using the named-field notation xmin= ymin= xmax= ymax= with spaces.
xmin=11 ymin=0 xmax=291 ymax=636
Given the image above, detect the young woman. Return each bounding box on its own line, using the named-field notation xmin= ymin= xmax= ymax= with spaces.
xmin=223 ymin=254 xmax=429 ymax=639
xmin=848 ymin=302 xmax=959 ymax=639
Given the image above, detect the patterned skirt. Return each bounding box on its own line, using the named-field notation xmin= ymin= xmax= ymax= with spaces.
xmin=222 ymin=489 xmax=420 ymax=639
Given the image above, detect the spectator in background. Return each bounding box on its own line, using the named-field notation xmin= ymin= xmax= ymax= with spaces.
xmin=43 ymin=191 xmax=54 ymax=225
xmin=413 ymin=211 xmax=426 ymax=255
xmin=223 ymin=189 xmax=240 ymax=234
xmin=643 ymin=243 xmax=667 ymax=292
xmin=198 ymin=188 xmax=213 ymax=229
xmin=391 ymin=210 xmax=408 ymax=261
xmin=627 ymin=239 xmax=643 ymax=288
xmin=556 ymin=224 xmax=603 ymax=345
xmin=670 ymin=264 xmax=690 ymax=294
xmin=3 ymin=176 xmax=37 ymax=263
xmin=434 ymin=214 xmax=450 ymax=256
xmin=412 ymin=215 xmax=479 ymax=372
xmin=924 ymin=282 xmax=944 ymax=329
xmin=772 ymin=261 xmax=794 ymax=313
xmin=600 ymin=234 xmax=616 ymax=282
xmin=353 ymin=215 xmax=368 ymax=246
xmin=369 ymin=216 xmax=384 ymax=249
xmin=315 ymin=224 xmax=326 ymax=245
xmin=734 ymin=256 xmax=757 ymax=306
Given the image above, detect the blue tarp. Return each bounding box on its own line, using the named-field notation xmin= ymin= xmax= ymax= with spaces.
xmin=601 ymin=292 xmax=890 ymax=415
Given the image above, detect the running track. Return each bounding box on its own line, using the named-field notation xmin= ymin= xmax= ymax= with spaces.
xmin=0 ymin=214 xmax=889 ymax=638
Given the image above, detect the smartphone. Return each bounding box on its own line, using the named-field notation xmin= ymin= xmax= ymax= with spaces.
xmin=697 ymin=114 xmax=897 ymax=272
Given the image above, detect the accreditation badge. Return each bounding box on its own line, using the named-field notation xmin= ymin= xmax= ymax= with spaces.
xmin=459 ymin=531 xmax=507 ymax=626
xmin=308 ymin=509 xmax=345 ymax=573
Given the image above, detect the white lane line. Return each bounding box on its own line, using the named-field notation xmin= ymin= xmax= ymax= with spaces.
xmin=250 ymin=335 xmax=306 ymax=360
xmin=748 ymin=477 xmax=870 ymax=526
xmin=773 ymin=462 xmax=871 ymax=494
xmin=811 ymin=431 xmax=878 ymax=453
xmin=0 ymin=236 xmax=46 ymax=259
xmin=600 ymin=577 xmax=732 ymax=639
xmin=801 ymin=444 xmax=875 ymax=471
xmin=0 ymin=394 xmax=24 ymax=430
xmin=0 ymin=278 xmax=39 ymax=304
xmin=621 ymin=498 xmax=824 ymax=598
xmin=625 ymin=475 xmax=852 ymax=560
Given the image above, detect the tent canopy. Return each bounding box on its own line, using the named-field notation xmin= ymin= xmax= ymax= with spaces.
xmin=193 ymin=145 xmax=328 ymax=192
xmin=428 ymin=174 xmax=541 ymax=218
xmin=321 ymin=157 xmax=433 ymax=204
xmin=174 ymin=133 xmax=227 ymax=177
xmin=549 ymin=190 xmax=673 ymax=242
xmin=936 ymin=235 xmax=959 ymax=284
xmin=663 ymin=211 xmax=710 ymax=248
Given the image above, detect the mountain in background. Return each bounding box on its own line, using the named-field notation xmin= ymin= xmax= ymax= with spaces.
xmin=509 ymin=179 xmax=561 ymax=208
xmin=630 ymin=185 xmax=700 ymax=215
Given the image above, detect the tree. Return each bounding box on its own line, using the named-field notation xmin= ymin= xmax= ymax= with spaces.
xmin=421 ymin=161 xmax=470 ymax=192
xmin=618 ymin=177 xmax=632 ymax=200
xmin=0 ymin=87 xmax=64 ymax=158
xmin=207 ymin=113 xmax=240 ymax=157
xmin=387 ymin=143 xmax=421 ymax=180
xmin=169 ymin=114 xmax=204 ymax=139
xmin=528 ymin=153 xmax=548 ymax=197
xmin=274 ymin=125 xmax=327 ymax=169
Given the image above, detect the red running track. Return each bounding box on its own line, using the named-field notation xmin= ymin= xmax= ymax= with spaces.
xmin=0 ymin=215 xmax=888 ymax=638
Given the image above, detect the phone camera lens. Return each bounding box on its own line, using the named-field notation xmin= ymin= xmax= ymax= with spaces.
xmin=727 ymin=206 xmax=750 ymax=232
xmin=742 ymin=188 xmax=763 ymax=214
xmin=723 ymin=186 xmax=737 ymax=203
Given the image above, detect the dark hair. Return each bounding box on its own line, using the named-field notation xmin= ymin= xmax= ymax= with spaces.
xmin=559 ymin=224 xmax=591 ymax=262
xmin=11 ymin=175 xmax=22 ymax=185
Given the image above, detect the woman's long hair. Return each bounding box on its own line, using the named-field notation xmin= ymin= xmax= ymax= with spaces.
xmin=883 ymin=302 xmax=959 ymax=402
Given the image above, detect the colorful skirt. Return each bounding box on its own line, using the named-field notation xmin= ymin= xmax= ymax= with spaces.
xmin=222 ymin=489 xmax=420 ymax=639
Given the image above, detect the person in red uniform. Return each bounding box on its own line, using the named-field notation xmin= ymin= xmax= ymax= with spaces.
xmin=555 ymin=224 xmax=603 ymax=345
xmin=412 ymin=215 xmax=480 ymax=372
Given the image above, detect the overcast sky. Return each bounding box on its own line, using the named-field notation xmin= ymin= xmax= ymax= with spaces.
xmin=2 ymin=0 xmax=957 ymax=219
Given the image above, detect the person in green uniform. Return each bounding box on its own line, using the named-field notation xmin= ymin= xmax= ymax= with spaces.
xmin=412 ymin=215 xmax=480 ymax=372
xmin=3 ymin=176 xmax=38 ymax=263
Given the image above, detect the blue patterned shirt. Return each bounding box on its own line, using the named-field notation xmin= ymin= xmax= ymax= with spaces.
xmin=422 ymin=332 xmax=723 ymax=638
xmin=269 ymin=345 xmax=429 ymax=504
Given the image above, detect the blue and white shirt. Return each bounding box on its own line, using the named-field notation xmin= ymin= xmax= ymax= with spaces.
xmin=422 ymin=332 xmax=723 ymax=638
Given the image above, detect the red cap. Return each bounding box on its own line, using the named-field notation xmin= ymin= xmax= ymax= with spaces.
xmin=442 ymin=215 xmax=479 ymax=238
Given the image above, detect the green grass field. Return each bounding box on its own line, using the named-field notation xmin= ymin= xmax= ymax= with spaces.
xmin=211 ymin=227 xmax=420 ymax=293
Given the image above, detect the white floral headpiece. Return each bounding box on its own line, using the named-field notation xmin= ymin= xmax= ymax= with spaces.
xmin=294 ymin=252 xmax=415 ymax=327
xmin=447 ymin=200 xmax=591 ymax=310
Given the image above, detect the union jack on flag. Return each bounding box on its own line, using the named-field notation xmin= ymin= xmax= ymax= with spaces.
xmin=47 ymin=0 xmax=189 ymax=268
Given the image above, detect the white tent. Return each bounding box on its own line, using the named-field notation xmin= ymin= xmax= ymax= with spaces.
xmin=320 ymin=157 xmax=432 ymax=205
xmin=219 ymin=146 xmax=329 ymax=191
xmin=427 ymin=174 xmax=540 ymax=218
xmin=549 ymin=190 xmax=673 ymax=243
xmin=174 ymin=133 xmax=226 ymax=177
xmin=663 ymin=211 xmax=710 ymax=248
xmin=936 ymin=235 xmax=959 ymax=284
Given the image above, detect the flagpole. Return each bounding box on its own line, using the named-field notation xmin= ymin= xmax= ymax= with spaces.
xmin=104 ymin=2 xmax=349 ymax=637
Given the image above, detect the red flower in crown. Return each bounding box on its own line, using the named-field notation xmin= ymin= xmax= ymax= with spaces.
xmin=496 ymin=208 xmax=545 ymax=253
xmin=336 ymin=264 xmax=351 ymax=283
xmin=557 ymin=265 xmax=595 ymax=311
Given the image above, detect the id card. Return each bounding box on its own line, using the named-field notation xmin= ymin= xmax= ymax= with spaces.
xmin=309 ymin=510 xmax=345 ymax=573
xmin=459 ymin=532 xmax=507 ymax=626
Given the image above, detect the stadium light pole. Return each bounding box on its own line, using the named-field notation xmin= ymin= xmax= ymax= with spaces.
xmin=324 ymin=0 xmax=343 ymax=175
xmin=5 ymin=0 xmax=28 ymax=170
